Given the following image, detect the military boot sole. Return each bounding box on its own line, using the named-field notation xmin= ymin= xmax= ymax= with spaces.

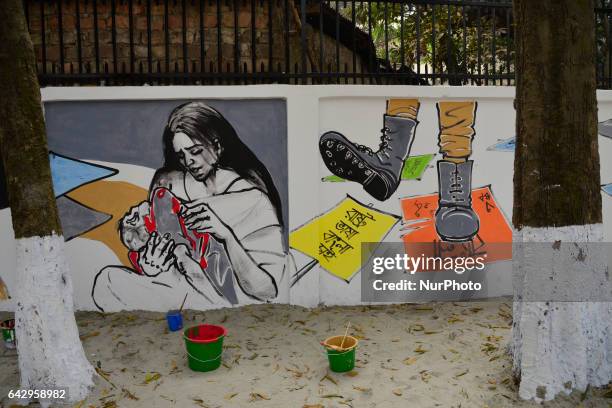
xmin=319 ymin=134 xmax=396 ymax=201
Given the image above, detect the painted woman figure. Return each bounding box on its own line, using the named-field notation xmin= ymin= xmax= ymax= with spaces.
xmin=93 ymin=102 xmax=289 ymax=311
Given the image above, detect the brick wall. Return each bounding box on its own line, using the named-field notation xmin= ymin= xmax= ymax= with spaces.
xmin=25 ymin=0 xmax=368 ymax=82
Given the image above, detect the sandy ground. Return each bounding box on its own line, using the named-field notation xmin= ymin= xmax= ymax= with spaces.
xmin=0 ymin=301 xmax=610 ymax=408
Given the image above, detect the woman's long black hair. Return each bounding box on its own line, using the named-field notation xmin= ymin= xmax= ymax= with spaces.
xmin=162 ymin=102 xmax=284 ymax=227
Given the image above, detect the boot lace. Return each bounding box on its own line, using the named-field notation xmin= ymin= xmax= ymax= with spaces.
xmin=448 ymin=166 xmax=465 ymax=203
xmin=352 ymin=126 xmax=392 ymax=156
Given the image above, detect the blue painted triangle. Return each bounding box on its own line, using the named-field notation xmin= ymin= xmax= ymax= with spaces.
xmin=487 ymin=137 xmax=516 ymax=152
xmin=49 ymin=152 xmax=118 ymax=197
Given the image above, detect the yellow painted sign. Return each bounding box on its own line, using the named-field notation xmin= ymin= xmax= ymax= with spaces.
xmin=290 ymin=196 xmax=399 ymax=281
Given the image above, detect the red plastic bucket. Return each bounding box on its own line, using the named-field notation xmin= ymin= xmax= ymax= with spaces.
xmin=183 ymin=324 xmax=227 ymax=372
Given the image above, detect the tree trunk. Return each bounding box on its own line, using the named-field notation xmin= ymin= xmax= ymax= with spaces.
xmin=512 ymin=0 xmax=610 ymax=401
xmin=0 ymin=0 xmax=94 ymax=405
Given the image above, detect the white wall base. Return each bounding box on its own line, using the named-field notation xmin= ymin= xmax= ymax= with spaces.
xmin=511 ymin=224 xmax=611 ymax=401
xmin=13 ymin=234 xmax=94 ymax=406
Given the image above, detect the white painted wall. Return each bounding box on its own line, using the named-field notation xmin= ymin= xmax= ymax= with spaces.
xmin=0 ymin=85 xmax=610 ymax=311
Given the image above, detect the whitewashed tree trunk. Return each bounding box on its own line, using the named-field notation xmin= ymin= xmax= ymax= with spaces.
xmin=512 ymin=0 xmax=609 ymax=400
xmin=14 ymin=235 xmax=95 ymax=406
xmin=0 ymin=0 xmax=95 ymax=405
xmin=511 ymin=224 xmax=611 ymax=401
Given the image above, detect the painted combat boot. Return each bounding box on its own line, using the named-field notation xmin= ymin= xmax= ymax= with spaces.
xmin=435 ymin=160 xmax=479 ymax=242
xmin=319 ymin=114 xmax=417 ymax=201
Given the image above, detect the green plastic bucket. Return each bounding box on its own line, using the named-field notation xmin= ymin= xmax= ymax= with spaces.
xmin=322 ymin=335 xmax=358 ymax=373
xmin=1 ymin=319 xmax=16 ymax=349
xmin=183 ymin=324 xmax=226 ymax=372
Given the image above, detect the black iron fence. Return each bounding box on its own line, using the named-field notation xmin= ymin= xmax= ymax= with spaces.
xmin=22 ymin=0 xmax=612 ymax=87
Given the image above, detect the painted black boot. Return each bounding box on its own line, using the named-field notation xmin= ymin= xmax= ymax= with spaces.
xmin=319 ymin=115 xmax=417 ymax=201
xmin=435 ymin=160 xmax=480 ymax=242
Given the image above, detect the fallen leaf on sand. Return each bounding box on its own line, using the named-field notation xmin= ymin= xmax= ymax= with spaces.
xmin=344 ymin=370 xmax=358 ymax=377
xmin=224 ymin=392 xmax=238 ymax=400
xmin=414 ymin=344 xmax=429 ymax=354
xmin=320 ymin=373 xmax=338 ymax=385
xmin=303 ymin=405 xmax=324 ymax=408
xmin=192 ymin=398 xmax=209 ymax=407
xmin=144 ymin=372 xmax=162 ymax=384
xmin=249 ymin=392 xmax=271 ymax=401
xmin=392 ymin=388 xmax=403 ymax=396
xmin=80 ymin=331 xmax=100 ymax=341
xmin=403 ymin=357 xmax=418 ymax=365
xmin=320 ymin=394 xmax=343 ymax=399
xmin=447 ymin=315 xmax=464 ymax=324
xmin=121 ymin=388 xmax=139 ymax=400
xmin=101 ymin=401 xmax=117 ymax=408
xmin=95 ymin=367 xmax=117 ymax=389
xmin=454 ymin=370 xmax=469 ymax=378
xmin=408 ymin=323 xmax=424 ymax=333
xmin=352 ymin=385 xmax=371 ymax=393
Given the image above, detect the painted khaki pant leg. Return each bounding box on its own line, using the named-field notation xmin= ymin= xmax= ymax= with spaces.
xmin=437 ymin=101 xmax=477 ymax=163
xmin=386 ymin=98 xmax=420 ymax=120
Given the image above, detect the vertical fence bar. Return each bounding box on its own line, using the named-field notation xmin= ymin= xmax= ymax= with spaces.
xmin=476 ymin=5 xmax=481 ymax=85
xmin=432 ymin=4 xmax=436 ymax=85
xmin=351 ymin=0 xmax=356 ymax=83
xmin=164 ymin=0 xmax=169 ymax=74
xmin=384 ymin=0 xmax=389 ymax=75
xmin=129 ymin=0 xmax=135 ymax=73
xmin=301 ymin=0 xmax=307 ymax=83
xmin=182 ymin=0 xmax=188 ymax=73
xmin=40 ymin=0 xmax=47 ymax=74
xmin=608 ymin=9 xmax=611 ymax=88
xmin=58 ymin=0 xmax=65 ymax=74
xmin=368 ymin=0 xmax=373 ymax=82
xmin=217 ymin=0 xmax=222 ymax=76
xmin=268 ymin=0 xmax=273 ymax=79
xmin=491 ymin=7 xmax=496 ymax=85
xmin=506 ymin=6 xmax=510 ymax=85
xmin=400 ymin=2 xmax=404 ymax=69
xmin=319 ymin=0 xmax=324 ymax=82
xmin=111 ymin=0 xmax=117 ymax=74
xmin=233 ymin=0 xmax=239 ymax=77
xmin=446 ymin=3 xmax=451 ymax=85
xmin=462 ymin=5 xmax=467 ymax=85
xmin=76 ymin=0 xmax=83 ymax=73
xmin=251 ymin=0 xmax=256 ymax=80
xmin=147 ymin=0 xmax=153 ymax=74
xmin=416 ymin=4 xmax=421 ymax=80
xmin=200 ymin=0 xmax=205 ymax=73
xmin=335 ymin=0 xmax=339 ymax=82
xmin=284 ymin=0 xmax=290 ymax=78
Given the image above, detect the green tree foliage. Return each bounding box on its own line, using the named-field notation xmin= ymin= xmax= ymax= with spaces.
xmin=337 ymin=2 xmax=515 ymax=84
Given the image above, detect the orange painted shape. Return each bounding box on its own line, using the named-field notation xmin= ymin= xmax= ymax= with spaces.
xmin=400 ymin=186 xmax=512 ymax=270
xmin=67 ymin=180 xmax=149 ymax=267
xmin=0 ymin=277 xmax=9 ymax=300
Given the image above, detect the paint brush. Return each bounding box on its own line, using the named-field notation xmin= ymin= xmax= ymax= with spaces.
xmin=179 ymin=293 xmax=188 ymax=313
xmin=339 ymin=322 xmax=351 ymax=350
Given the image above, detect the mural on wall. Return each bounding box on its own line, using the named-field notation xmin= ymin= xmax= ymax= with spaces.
xmin=434 ymin=101 xmax=480 ymax=242
xmin=0 ymin=277 xmax=8 ymax=300
xmin=319 ymin=99 xmax=421 ymax=201
xmin=400 ymin=186 xmax=513 ymax=267
xmin=0 ymin=98 xmax=291 ymax=311
xmin=311 ymin=98 xmax=513 ymax=289
xmin=321 ymin=153 xmax=435 ymax=183
xmin=289 ymin=195 xmax=399 ymax=282
xmin=90 ymin=102 xmax=290 ymax=310
xmin=598 ymin=118 xmax=612 ymax=139
xmin=487 ymin=137 xmax=516 ymax=152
